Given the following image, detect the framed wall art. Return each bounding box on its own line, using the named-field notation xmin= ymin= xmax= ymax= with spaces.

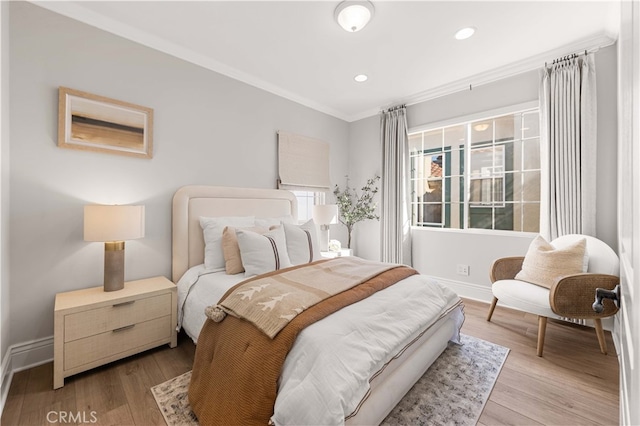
xmin=58 ymin=87 xmax=154 ymax=159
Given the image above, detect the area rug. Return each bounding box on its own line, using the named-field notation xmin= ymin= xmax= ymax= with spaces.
xmin=151 ymin=334 xmax=509 ymax=426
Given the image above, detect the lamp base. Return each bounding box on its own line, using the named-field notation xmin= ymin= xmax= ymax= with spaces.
xmin=319 ymin=224 xmax=330 ymax=252
xmin=104 ymin=242 xmax=125 ymax=292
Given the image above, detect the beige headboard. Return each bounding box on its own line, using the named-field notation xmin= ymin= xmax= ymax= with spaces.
xmin=172 ymin=185 xmax=297 ymax=282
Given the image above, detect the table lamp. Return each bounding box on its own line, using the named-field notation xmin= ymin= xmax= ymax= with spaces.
xmin=312 ymin=204 xmax=338 ymax=252
xmin=84 ymin=204 xmax=145 ymax=292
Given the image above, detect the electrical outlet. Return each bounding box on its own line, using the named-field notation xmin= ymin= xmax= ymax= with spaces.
xmin=456 ymin=264 xmax=470 ymax=276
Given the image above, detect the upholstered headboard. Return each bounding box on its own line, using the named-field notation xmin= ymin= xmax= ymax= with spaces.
xmin=171 ymin=185 xmax=297 ymax=282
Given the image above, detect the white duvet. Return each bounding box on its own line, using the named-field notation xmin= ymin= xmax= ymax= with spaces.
xmin=177 ymin=262 xmax=463 ymax=425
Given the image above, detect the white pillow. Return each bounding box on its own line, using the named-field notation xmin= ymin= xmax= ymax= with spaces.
xmin=255 ymin=215 xmax=295 ymax=228
xmin=236 ymin=226 xmax=292 ymax=277
xmin=200 ymin=216 xmax=255 ymax=270
xmin=282 ymin=219 xmax=322 ymax=265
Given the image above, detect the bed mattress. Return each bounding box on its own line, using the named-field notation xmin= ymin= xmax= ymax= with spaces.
xmin=177 ymin=263 xmax=463 ymax=424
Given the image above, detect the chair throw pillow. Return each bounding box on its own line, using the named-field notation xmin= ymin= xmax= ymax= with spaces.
xmin=515 ymin=235 xmax=587 ymax=289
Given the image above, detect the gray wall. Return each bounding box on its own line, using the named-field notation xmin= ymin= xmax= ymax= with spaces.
xmin=3 ymin=2 xmax=620 ymax=361
xmin=1 ymin=0 xmax=10 ymax=385
xmin=6 ymin=2 xmax=349 ymax=350
xmin=349 ymin=44 xmax=618 ymax=300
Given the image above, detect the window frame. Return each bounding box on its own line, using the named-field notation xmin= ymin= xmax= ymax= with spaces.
xmin=292 ymin=190 xmax=326 ymax=224
xmin=409 ymin=101 xmax=541 ymax=234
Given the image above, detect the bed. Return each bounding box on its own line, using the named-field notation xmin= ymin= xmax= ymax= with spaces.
xmin=172 ymin=185 xmax=464 ymax=425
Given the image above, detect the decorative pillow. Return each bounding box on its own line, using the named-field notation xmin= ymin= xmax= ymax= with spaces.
xmin=280 ymin=219 xmax=322 ymax=265
xmin=255 ymin=215 xmax=295 ymax=228
xmin=236 ymin=226 xmax=292 ymax=277
xmin=515 ymin=235 xmax=587 ymax=289
xmin=222 ymin=226 xmax=269 ymax=275
xmin=200 ymin=216 xmax=255 ymax=270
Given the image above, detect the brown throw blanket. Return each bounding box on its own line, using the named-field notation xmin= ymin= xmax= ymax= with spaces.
xmin=188 ymin=259 xmax=418 ymax=426
xmin=209 ymin=257 xmax=403 ymax=338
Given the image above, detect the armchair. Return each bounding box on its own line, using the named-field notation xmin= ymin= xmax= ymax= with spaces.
xmin=486 ymin=234 xmax=619 ymax=357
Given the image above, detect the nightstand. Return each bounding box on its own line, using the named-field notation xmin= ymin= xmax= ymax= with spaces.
xmin=321 ymin=249 xmax=353 ymax=258
xmin=53 ymin=276 xmax=177 ymax=389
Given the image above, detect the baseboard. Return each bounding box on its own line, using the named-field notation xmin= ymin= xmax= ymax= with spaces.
xmin=0 ymin=336 xmax=53 ymax=416
xmin=0 ymin=346 xmax=11 ymax=418
xmin=427 ymin=276 xmax=494 ymax=304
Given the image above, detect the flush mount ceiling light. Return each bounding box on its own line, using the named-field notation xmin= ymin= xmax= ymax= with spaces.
xmin=473 ymin=123 xmax=490 ymax=132
xmin=354 ymin=74 xmax=368 ymax=82
xmin=335 ymin=1 xmax=375 ymax=32
xmin=455 ymin=26 xmax=476 ymax=40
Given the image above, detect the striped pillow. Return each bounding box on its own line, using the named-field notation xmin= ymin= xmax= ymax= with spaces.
xmin=281 ymin=219 xmax=322 ymax=265
xmin=236 ymin=227 xmax=292 ymax=277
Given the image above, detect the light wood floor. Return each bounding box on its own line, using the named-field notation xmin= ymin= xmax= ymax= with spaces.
xmin=1 ymin=298 xmax=619 ymax=425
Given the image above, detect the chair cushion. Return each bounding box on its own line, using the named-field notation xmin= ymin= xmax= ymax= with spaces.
xmin=492 ymin=279 xmax=557 ymax=318
xmin=515 ymin=235 xmax=587 ymax=289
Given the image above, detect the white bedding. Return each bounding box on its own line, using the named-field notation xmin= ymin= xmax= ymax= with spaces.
xmin=177 ymin=262 xmax=463 ymax=425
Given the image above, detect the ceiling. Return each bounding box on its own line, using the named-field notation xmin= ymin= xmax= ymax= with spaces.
xmin=33 ymin=1 xmax=619 ymax=122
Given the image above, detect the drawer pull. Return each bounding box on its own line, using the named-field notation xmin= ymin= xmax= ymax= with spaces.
xmin=113 ymin=301 xmax=135 ymax=308
xmin=112 ymin=324 xmax=135 ymax=333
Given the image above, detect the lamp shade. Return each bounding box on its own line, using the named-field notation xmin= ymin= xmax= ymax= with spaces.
xmin=335 ymin=1 xmax=374 ymax=32
xmin=84 ymin=205 xmax=145 ymax=242
xmin=313 ymin=204 xmax=339 ymax=225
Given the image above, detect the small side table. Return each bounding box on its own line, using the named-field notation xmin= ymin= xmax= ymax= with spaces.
xmin=321 ymin=249 xmax=353 ymax=258
xmin=53 ymin=276 xmax=177 ymax=389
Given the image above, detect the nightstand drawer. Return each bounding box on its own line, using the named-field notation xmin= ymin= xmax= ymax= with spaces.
xmin=64 ymin=315 xmax=172 ymax=370
xmin=64 ymin=293 xmax=171 ymax=342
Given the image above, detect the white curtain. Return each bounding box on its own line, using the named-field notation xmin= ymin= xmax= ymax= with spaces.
xmin=380 ymin=106 xmax=412 ymax=265
xmin=540 ymin=54 xmax=597 ymax=241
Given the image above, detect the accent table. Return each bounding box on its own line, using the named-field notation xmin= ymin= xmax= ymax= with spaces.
xmin=53 ymin=276 xmax=177 ymax=389
xmin=320 ymin=249 xmax=353 ymax=258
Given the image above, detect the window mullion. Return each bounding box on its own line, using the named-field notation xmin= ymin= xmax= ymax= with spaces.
xmin=464 ymin=123 xmax=471 ymax=230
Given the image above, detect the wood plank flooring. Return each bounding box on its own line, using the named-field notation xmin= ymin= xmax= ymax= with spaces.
xmin=1 ymin=298 xmax=619 ymax=425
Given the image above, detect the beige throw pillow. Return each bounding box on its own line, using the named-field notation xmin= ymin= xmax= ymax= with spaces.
xmin=515 ymin=235 xmax=587 ymax=289
xmin=222 ymin=226 xmax=268 ymax=274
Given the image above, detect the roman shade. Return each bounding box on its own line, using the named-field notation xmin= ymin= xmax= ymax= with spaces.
xmin=277 ymin=131 xmax=330 ymax=192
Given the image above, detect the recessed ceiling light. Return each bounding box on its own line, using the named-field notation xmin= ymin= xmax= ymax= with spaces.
xmin=455 ymin=27 xmax=476 ymax=40
xmin=335 ymin=1 xmax=375 ymax=32
xmin=354 ymin=74 xmax=368 ymax=82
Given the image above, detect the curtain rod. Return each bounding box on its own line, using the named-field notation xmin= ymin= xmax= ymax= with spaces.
xmin=546 ymin=50 xmax=588 ymax=67
xmin=375 ymin=35 xmax=614 ymax=114
xmin=382 ymin=104 xmax=406 ymax=113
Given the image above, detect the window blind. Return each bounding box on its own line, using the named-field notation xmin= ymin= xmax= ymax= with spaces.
xmin=277 ymin=131 xmax=330 ymax=192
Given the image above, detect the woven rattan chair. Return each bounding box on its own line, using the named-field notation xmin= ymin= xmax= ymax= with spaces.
xmin=486 ymin=234 xmax=620 ymax=357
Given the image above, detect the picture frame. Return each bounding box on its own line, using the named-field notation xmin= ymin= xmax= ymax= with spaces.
xmin=57 ymin=87 xmax=153 ymax=159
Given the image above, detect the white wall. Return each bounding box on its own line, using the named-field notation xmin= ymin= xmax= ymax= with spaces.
xmin=344 ymin=114 xmax=380 ymax=260
xmin=1 ymin=0 xmax=11 ymax=403
xmin=6 ymin=2 xmax=349 ymax=357
xmin=349 ymin=45 xmax=618 ymax=301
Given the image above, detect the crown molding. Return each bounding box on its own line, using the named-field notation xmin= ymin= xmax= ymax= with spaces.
xmin=29 ymin=2 xmax=617 ymax=124
xmin=29 ymin=1 xmax=351 ymax=122
xmin=377 ymin=32 xmax=617 ymax=115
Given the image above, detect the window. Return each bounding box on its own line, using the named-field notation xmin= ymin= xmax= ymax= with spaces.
xmin=410 ymin=106 xmax=540 ymax=232
xmin=292 ymin=191 xmax=325 ymax=223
